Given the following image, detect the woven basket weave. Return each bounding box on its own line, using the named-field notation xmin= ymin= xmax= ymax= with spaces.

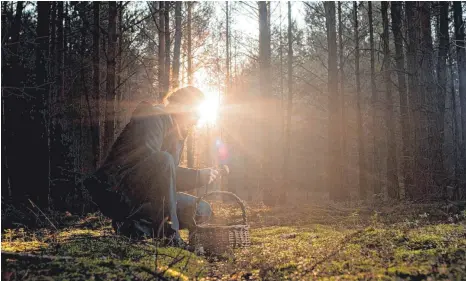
xmin=189 ymin=191 xmax=250 ymax=255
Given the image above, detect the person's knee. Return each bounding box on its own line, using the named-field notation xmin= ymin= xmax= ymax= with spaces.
xmin=153 ymin=151 xmax=175 ymax=170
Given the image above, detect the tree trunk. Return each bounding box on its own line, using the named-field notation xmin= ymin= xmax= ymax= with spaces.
xmin=405 ymin=1 xmax=420 ymax=199
xmin=226 ymin=1 xmax=230 ymax=95
xmin=434 ymin=1 xmax=449 ymax=190
xmin=33 ymin=1 xmax=51 ymax=208
xmin=172 ymin=1 xmax=182 ymax=89
xmin=164 ymin=2 xmax=170 ymax=92
xmin=419 ymin=1 xmax=435 ymax=195
xmin=186 ymin=2 xmax=194 ymax=168
xmin=354 ymin=1 xmax=367 ymax=200
xmin=104 ymin=1 xmax=117 ymax=159
xmin=324 ymin=2 xmax=342 ymax=201
xmin=338 ymin=1 xmax=348 ymax=194
xmin=391 ymin=1 xmax=412 ymax=199
xmin=259 ymin=1 xmax=273 ymax=204
xmin=368 ymin=1 xmax=379 ymax=195
xmin=382 ymin=1 xmax=399 ymax=199
xmin=453 ymin=1 xmax=466 ymax=190
xmin=158 ymin=1 xmax=166 ymax=99
xmin=283 ymin=1 xmax=293 ymax=200
xmin=92 ymin=1 xmax=100 ymax=168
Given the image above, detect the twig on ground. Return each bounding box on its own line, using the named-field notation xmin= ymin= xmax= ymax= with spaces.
xmin=2 ymin=251 xmax=73 ymax=261
xmin=28 ymin=199 xmax=58 ymax=231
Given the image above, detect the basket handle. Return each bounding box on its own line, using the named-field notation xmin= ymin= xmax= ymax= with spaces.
xmin=192 ymin=191 xmax=247 ymax=227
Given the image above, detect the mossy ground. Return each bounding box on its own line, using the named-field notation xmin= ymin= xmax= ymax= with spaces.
xmin=2 ymin=202 xmax=465 ymax=280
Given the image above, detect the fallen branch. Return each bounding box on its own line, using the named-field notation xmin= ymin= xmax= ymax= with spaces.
xmin=2 ymin=251 xmax=73 ymax=261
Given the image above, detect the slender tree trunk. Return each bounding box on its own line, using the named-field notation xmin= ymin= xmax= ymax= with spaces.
xmin=453 ymin=1 xmax=466 ymax=190
xmin=382 ymin=1 xmax=399 ymax=199
xmin=338 ymin=1 xmax=347 ymax=193
xmin=354 ymin=1 xmax=367 ymax=200
xmin=34 ymin=1 xmax=51 ymax=208
xmin=434 ymin=1 xmax=449 ymax=190
xmin=164 ymin=2 xmax=170 ymax=91
xmin=186 ymin=2 xmax=194 ymax=168
xmin=104 ymin=2 xmax=117 ymax=159
xmin=368 ymin=1 xmax=379 ymax=195
xmin=283 ymin=1 xmax=293 ymax=199
xmin=226 ymin=1 xmax=230 ymax=95
xmin=405 ymin=1 xmax=420 ymax=199
xmin=158 ymin=1 xmax=166 ymax=99
xmin=259 ymin=1 xmax=273 ymax=204
xmin=116 ymin=2 xmax=124 ymax=134
xmin=449 ymin=51 xmax=461 ymax=197
xmin=391 ymin=1 xmax=411 ymax=198
xmin=419 ymin=1 xmax=435 ymax=195
xmin=92 ymin=1 xmax=101 ymax=168
xmin=173 ymin=1 xmax=182 ymax=89
xmin=324 ymin=2 xmax=342 ymax=201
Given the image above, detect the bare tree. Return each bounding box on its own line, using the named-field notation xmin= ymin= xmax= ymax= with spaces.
xmin=158 ymin=1 xmax=166 ymax=99
xmin=354 ymin=1 xmax=367 ymax=199
xmin=405 ymin=1 xmax=420 ymax=199
xmin=368 ymin=1 xmax=379 ymax=195
xmin=283 ymin=1 xmax=293 ymax=199
xmin=391 ymin=1 xmax=411 ymax=198
xmin=104 ymin=1 xmax=117 ymax=158
xmin=382 ymin=1 xmax=399 ymax=199
xmin=92 ymin=1 xmax=101 ymax=168
xmin=172 ymin=2 xmax=182 ymax=89
xmin=324 ymin=1 xmax=342 ymax=201
xmin=453 ymin=1 xmax=466 ymax=185
xmin=434 ymin=1 xmax=449 ymax=189
xmin=186 ymin=2 xmax=194 ymax=168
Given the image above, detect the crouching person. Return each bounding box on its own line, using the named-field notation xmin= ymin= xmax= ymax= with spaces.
xmin=84 ymin=86 xmax=221 ymax=248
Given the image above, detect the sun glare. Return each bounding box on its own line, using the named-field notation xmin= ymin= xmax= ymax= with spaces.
xmin=197 ymin=91 xmax=220 ymax=128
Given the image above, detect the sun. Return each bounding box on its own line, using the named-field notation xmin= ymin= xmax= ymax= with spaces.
xmin=197 ymin=90 xmax=220 ymax=128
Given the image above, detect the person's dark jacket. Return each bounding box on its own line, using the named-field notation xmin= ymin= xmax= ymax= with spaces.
xmin=84 ymin=101 xmax=200 ymax=220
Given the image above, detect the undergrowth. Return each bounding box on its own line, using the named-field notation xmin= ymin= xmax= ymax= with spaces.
xmin=2 ymin=201 xmax=465 ymax=280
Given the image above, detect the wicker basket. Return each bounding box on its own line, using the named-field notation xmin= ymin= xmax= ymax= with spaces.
xmin=189 ymin=191 xmax=250 ymax=255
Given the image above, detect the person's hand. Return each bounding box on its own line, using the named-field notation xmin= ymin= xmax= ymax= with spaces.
xmin=199 ymin=168 xmax=219 ymax=186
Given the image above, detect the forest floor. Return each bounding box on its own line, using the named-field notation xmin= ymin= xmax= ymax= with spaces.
xmin=2 ymin=200 xmax=466 ymax=281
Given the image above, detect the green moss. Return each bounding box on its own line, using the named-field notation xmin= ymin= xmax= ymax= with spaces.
xmin=2 ymin=203 xmax=466 ymax=280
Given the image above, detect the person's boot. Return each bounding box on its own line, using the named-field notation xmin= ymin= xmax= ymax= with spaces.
xmin=165 ymin=229 xmax=188 ymax=249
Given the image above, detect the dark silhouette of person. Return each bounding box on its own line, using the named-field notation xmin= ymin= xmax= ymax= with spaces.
xmin=84 ymin=86 xmax=221 ymax=247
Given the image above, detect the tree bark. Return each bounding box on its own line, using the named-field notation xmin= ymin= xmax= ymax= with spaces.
xmin=186 ymin=2 xmax=194 ymax=168
xmin=453 ymin=1 xmax=466 ymax=190
xmin=434 ymin=1 xmax=449 ymax=190
xmin=338 ymin=1 xmax=348 ymax=193
xmin=382 ymin=1 xmax=399 ymax=199
xmin=368 ymin=1 xmax=379 ymax=195
xmin=164 ymin=2 xmax=170 ymax=91
xmin=33 ymin=1 xmax=51 ymax=208
xmin=391 ymin=1 xmax=412 ymax=198
xmin=226 ymin=1 xmax=230 ymax=95
xmin=419 ymin=1 xmax=435 ymax=195
xmin=283 ymin=1 xmax=293 ymax=200
xmin=92 ymin=1 xmax=101 ymax=168
xmin=158 ymin=1 xmax=166 ymax=99
xmin=104 ymin=1 xmax=117 ymax=159
xmin=173 ymin=1 xmax=182 ymax=89
xmin=324 ymin=2 xmax=342 ymax=201
xmin=405 ymin=1 xmax=420 ymax=199
xmin=354 ymin=1 xmax=367 ymax=200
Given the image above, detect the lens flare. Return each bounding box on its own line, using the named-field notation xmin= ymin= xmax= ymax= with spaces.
xmin=197 ymin=91 xmax=220 ymax=128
